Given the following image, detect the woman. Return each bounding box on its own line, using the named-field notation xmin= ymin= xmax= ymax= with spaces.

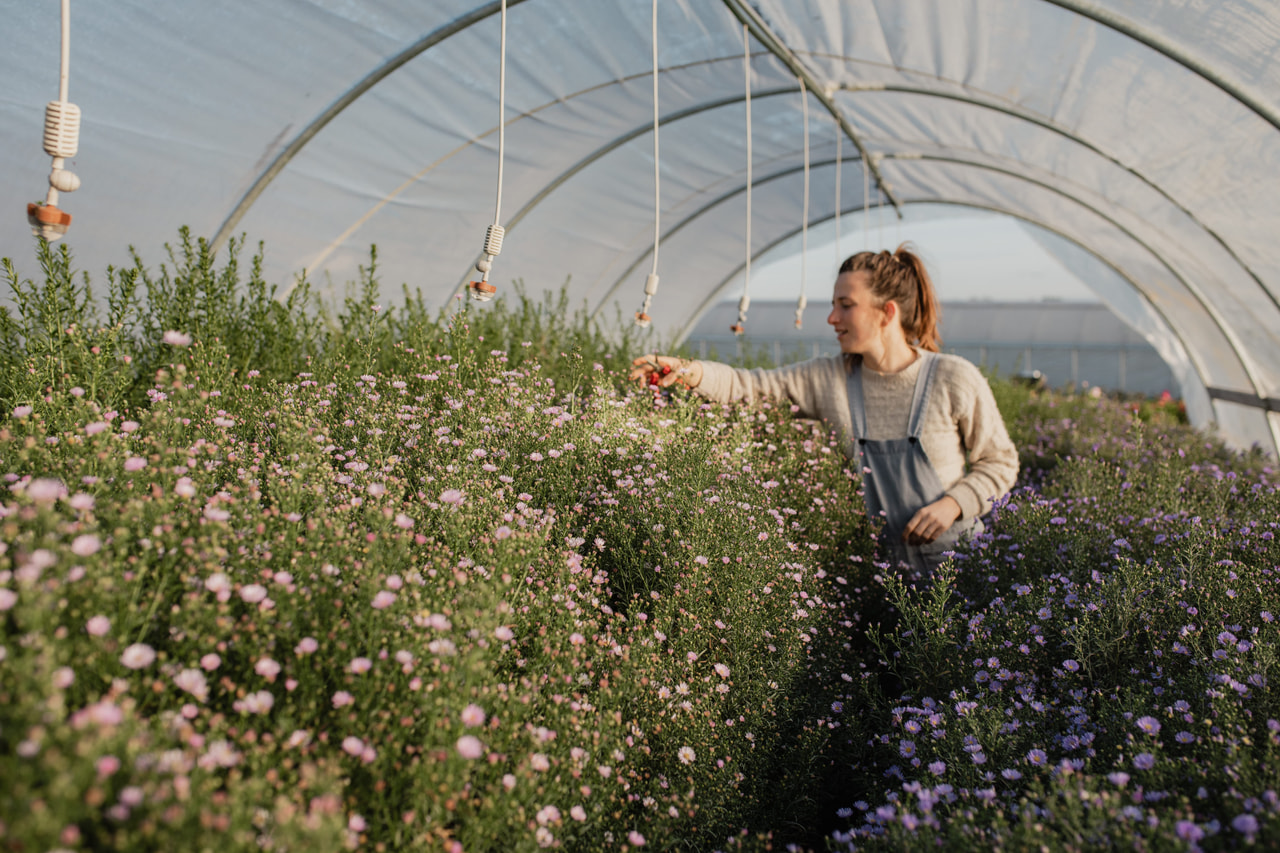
xmin=630 ymin=245 xmax=1019 ymax=577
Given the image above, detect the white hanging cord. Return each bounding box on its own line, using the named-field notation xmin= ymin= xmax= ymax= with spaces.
xmin=833 ymin=115 xmax=841 ymax=269
xmin=732 ymin=23 xmax=752 ymax=336
xmin=862 ymin=152 xmax=870 ymax=250
xmin=794 ymin=78 xmax=809 ymax=329
xmin=468 ymin=0 xmax=508 ymax=302
xmin=877 ymin=182 xmax=885 ymax=248
xmin=29 ymin=0 xmax=80 ymax=242
xmin=635 ymin=0 xmax=661 ymax=329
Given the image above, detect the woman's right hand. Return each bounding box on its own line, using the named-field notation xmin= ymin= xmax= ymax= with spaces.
xmin=628 ymin=354 xmax=702 ymax=389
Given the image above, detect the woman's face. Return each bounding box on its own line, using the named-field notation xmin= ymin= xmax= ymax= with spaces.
xmin=827 ymin=271 xmax=888 ymax=355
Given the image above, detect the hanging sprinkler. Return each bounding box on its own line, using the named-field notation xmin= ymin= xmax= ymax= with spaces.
xmin=468 ymin=0 xmax=509 ymax=302
xmin=635 ymin=0 xmax=662 ymax=330
xmin=732 ymin=22 xmax=752 ymax=338
xmin=794 ymin=78 xmax=810 ymax=330
xmin=28 ymin=0 xmax=80 ymax=242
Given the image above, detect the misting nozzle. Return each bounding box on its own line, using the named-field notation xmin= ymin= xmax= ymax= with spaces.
xmin=467 ymin=224 xmax=506 ymax=302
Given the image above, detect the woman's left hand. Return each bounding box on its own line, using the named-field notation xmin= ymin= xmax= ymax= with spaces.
xmin=902 ymin=496 xmax=963 ymax=546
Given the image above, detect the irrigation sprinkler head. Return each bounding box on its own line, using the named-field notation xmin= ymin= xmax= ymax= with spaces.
xmin=27 ymin=202 xmax=71 ymax=241
xmin=468 ymin=280 xmax=497 ymax=302
xmin=634 ymin=311 xmax=652 ymax=328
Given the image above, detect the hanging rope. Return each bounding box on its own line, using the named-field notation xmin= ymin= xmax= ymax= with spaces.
xmin=833 ymin=114 xmax=842 ymax=270
xmin=794 ymin=78 xmax=809 ymax=329
xmin=635 ymin=0 xmax=661 ymax=329
xmin=862 ymin=150 xmax=870 ymax=250
xmin=731 ymin=23 xmax=752 ymax=336
xmin=28 ymin=0 xmax=80 ymax=242
xmin=468 ymin=0 xmax=509 ymax=302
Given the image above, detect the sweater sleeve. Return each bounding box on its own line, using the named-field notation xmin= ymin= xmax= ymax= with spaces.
xmin=944 ymin=362 xmax=1020 ymax=521
xmin=693 ymin=357 xmax=839 ymax=421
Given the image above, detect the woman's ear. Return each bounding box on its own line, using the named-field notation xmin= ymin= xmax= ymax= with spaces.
xmin=880 ymin=299 xmax=899 ymax=327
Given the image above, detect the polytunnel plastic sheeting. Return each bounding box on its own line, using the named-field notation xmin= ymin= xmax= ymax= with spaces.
xmin=1018 ymin=225 xmax=1213 ymax=425
xmin=5 ymin=0 xmax=1280 ymax=455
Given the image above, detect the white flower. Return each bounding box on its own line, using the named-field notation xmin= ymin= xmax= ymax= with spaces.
xmin=678 ymin=746 xmax=696 ymax=765
xmin=163 ymin=330 xmax=192 ymax=346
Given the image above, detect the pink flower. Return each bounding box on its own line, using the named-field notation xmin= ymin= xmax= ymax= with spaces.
xmin=234 ymin=690 xmax=274 ymax=714
xmin=68 ymin=493 xmax=95 ymax=510
xmin=120 ymin=643 xmax=156 ymax=669
xmin=714 ymin=663 xmax=731 ymax=678
xmin=440 ymin=489 xmax=465 ymax=505
xmin=25 ymin=478 xmax=66 ymax=502
xmin=494 ymin=626 xmax=514 ymax=642
xmin=342 ymin=737 xmax=366 ymax=757
xmin=570 ymin=805 xmax=586 ymax=821
xmin=70 ymin=534 xmax=100 ymax=556
xmin=96 ymin=755 xmax=121 ymax=778
xmin=0 ymin=589 xmax=16 ymax=611
xmin=371 ymin=591 xmax=396 ymax=609
xmin=52 ymin=667 xmax=74 ymax=689
xmin=349 ymin=657 xmax=373 ymax=674
xmin=85 ymin=421 xmax=109 ymax=436
xmin=163 ymin=330 xmax=192 ymax=346
xmin=240 ymin=584 xmax=267 ymax=603
xmin=332 ymin=691 xmax=355 ymax=709
xmin=12 ymin=405 xmax=33 ymax=418
xmin=394 ymin=513 xmax=414 ymax=529
xmin=255 ymin=658 xmax=281 ymax=680
xmin=123 ymin=457 xmax=147 ymax=472
xmin=295 ymin=637 xmax=318 ymax=655
xmin=200 ymin=653 xmax=221 ymax=671
xmin=455 ymin=735 xmax=484 ymax=760
xmin=570 ymin=633 xmax=585 ymax=646
xmin=174 ymin=669 xmax=209 ymax=702
xmin=348 ymin=814 xmax=367 ymax=833
xmin=628 ymin=831 xmax=646 ymax=846
xmin=461 ymin=703 xmax=486 ymax=727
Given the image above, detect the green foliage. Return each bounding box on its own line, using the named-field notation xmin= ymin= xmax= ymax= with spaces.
xmin=3 ymin=232 xmax=1277 ymax=852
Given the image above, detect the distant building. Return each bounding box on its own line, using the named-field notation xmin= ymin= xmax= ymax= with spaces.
xmin=684 ymin=300 xmax=1178 ymax=397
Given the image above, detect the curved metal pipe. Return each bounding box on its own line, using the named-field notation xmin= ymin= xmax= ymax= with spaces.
xmin=1038 ymin=0 xmax=1280 ymax=134
xmin=619 ymin=150 xmax=1269 ymax=410
xmin=211 ymin=0 xmax=532 ymax=253
xmin=832 ymin=81 xmax=1275 ymax=313
xmin=448 ymin=84 xmax=801 ymax=296
xmin=718 ymin=0 xmax=900 ymax=214
xmin=676 ymin=197 xmax=1277 ymax=454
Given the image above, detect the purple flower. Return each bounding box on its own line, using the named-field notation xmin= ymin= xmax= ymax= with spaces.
xmin=1176 ymin=820 xmax=1204 ymax=841
xmin=1135 ymin=716 xmax=1161 ymax=735
xmin=1133 ymin=753 xmax=1156 ymax=770
xmin=1026 ymin=749 xmax=1047 ymax=766
xmin=1232 ymin=814 xmax=1259 ymax=835
xmin=1062 ymin=659 xmax=1080 ymax=672
xmin=1107 ymin=771 xmax=1129 ymax=787
xmin=1002 ymin=769 xmax=1022 ymax=780
xmin=899 ymin=740 xmax=916 ymax=758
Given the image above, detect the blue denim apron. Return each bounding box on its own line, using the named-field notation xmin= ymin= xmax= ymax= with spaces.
xmin=847 ymin=352 xmax=979 ymax=577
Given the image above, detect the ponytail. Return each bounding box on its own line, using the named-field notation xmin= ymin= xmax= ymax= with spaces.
xmin=838 ymin=243 xmax=942 ymax=352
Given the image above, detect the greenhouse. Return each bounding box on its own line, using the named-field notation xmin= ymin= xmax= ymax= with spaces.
xmin=6 ymin=0 xmax=1280 ymax=456
xmin=4 ymin=2 xmax=1280 ymax=851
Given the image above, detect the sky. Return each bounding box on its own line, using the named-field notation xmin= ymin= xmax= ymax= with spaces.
xmin=732 ymin=209 xmax=1100 ymax=304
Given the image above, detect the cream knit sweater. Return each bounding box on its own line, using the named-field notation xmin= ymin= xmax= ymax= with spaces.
xmin=694 ymin=351 xmax=1020 ymax=522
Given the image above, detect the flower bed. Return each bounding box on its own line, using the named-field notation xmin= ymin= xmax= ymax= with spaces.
xmin=2 ymin=236 xmax=1277 ymax=851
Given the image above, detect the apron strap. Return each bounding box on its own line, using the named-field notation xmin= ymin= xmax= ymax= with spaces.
xmin=846 ymin=357 xmax=868 ymax=440
xmin=906 ymin=351 xmax=938 ymax=439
